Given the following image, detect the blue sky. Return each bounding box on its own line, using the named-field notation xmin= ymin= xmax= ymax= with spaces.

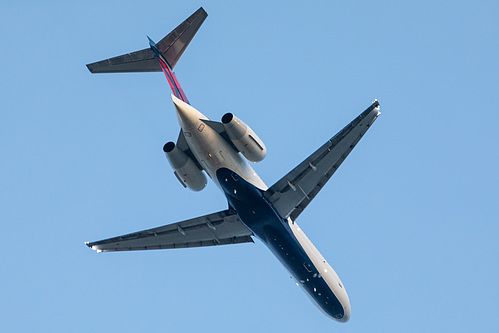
xmin=1 ymin=1 xmax=498 ymax=332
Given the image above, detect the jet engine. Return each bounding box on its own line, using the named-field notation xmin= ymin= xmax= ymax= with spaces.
xmin=221 ymin=113 xmax=267 ymax=162
xmin=163 ymin=142 xmax=207 ymax=191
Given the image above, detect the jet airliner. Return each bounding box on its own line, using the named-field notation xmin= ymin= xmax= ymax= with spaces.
xmin=86 ymin=7 xmax=380 ymax=322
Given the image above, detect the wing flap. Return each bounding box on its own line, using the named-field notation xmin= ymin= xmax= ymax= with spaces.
xmin=264 ymin=101 xmax=381 ymax=221
xmin=87 ymin=209 xmax=253 ymax=252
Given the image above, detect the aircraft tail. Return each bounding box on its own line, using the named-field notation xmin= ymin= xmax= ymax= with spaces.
xmin=86 ymin=7 xmax=207 ymax=73
xmin=86 ymin=7 xmax=207 ymax=103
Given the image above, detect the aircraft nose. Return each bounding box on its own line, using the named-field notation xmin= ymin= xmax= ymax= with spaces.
xmin=337 ymin=303 xmax=351 ymax=322
xmin=336 ymin=288 xmax=351 ymax=322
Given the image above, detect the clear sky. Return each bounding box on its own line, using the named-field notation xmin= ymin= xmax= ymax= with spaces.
xmin=1 ymin=1 xmax=498 ymax=332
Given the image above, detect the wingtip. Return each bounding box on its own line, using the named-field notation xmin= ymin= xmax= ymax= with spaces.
xmin=86 ymin=64 xmax=95 ymax=73
xmin=197 ymin=7 xmax=208 ymax=16
xmin=375 ymin=99 xmax=382 ymax=116
xmin=85 ymin=241 xmax=97 ymax=251
xmin=371 ymin=99 xmax=381 ymax=116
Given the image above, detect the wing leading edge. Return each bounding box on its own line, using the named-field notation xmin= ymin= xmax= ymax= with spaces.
xmin=87 ymin=209 xmax=253 ymax=252
xmin=264 ymin=101 xmax=381 ymax=221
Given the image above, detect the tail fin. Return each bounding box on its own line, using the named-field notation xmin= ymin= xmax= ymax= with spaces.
xmin=86 ymin=7 xmax=207 ymax=73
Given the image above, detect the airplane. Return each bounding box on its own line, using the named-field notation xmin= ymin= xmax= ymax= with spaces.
xmin=85 ymin=7 xmax=380 ymax=322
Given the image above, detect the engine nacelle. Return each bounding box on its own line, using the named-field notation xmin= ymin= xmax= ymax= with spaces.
xmin=163 ymin=142 xmax=207 ymax=191
xmin=221 ymin=113 xmax=267 ymax=162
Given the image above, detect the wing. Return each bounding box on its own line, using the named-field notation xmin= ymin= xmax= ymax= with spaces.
xmin=86 ymin=209 xmax=253 ymax=252
xmin=263 ymin=101 xmax=381 ymax=221
xmin=86 ymin=7 xmax=207 ymax=73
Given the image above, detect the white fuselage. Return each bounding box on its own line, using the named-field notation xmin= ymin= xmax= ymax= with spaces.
xmin=172 ymin=96 xmax=267 ymax=190
xmin=172 ymin=95 xmax=350 ymax=321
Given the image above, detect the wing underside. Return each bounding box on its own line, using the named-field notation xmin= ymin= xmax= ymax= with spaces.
xmin=87 ymin=209 xmax=253 ymax=252
xmin=264 ymin=101 xmax=381 ymax=221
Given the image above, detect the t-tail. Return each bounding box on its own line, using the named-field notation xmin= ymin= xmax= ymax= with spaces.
xmin=86 ymin=7 xmax=207 ymax=104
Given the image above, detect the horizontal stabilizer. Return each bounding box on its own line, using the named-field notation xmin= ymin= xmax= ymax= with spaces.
xmin=86 ymin=7 xmax=207 ymax=73
xmin=86 ymin=209 xmax=253 ymax=252
xmin=155 ymin=7 xmax=207 ymax=69
xmin=86 ymin=48 xmax=159 ymax=73
xmin=264 ymin=101 xmax=381 ymax=221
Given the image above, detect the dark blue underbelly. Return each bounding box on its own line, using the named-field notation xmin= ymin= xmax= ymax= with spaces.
xmin=216 ymin=168 xmax=345 ymax=320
